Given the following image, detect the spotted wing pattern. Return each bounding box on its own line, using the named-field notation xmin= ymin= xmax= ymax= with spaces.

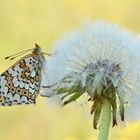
xmin=0 ymin=49 xmax=44 ymax=106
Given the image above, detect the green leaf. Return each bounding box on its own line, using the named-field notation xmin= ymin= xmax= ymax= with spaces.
xmin=110 ymin=93 xmax=117 ymax=127
xmin=63 ymin=91 xmax=83 ymax=106
xmin=117 ymin=86 xmax=125 ymax=121
xmin=93 ymin=104 xmax=102 ymax=129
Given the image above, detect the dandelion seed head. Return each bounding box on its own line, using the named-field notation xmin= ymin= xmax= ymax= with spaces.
xmin=42 ymin=20 xmax=140 ymax=126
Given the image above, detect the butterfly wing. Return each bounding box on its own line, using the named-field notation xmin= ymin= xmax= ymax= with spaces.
xmin=0 ymin=54 xmax=42 ymax=106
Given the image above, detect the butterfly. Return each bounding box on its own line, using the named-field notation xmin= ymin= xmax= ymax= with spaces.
xmin=0 ymin=44 xmax=50 ymax=106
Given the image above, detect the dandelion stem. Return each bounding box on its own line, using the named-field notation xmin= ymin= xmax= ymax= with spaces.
xmin=98 ymin=98 xmax=111 ymax=140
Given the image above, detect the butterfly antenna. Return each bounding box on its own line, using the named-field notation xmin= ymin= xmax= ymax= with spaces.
xmin=42 ymin=51 xmax=57 ymax=57
xmin=5 ymin=48 xmax=33 ymax=60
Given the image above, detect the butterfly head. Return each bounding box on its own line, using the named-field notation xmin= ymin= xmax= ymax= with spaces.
xmin=32 ymin=44 xmax=42 ymax=55
xmin=5 ymin=43 xmax=53 ymax=61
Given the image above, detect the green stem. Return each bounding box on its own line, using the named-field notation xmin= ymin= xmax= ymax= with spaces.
xmin=98 ymin=98 xmax=111 ymax=140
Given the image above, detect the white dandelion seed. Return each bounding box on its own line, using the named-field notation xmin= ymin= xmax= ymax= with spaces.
xmin=41 ymin=20 xmax=140 ymax=140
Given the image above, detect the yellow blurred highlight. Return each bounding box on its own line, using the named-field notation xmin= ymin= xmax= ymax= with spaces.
xmin=64 ymin=136 xmax=78 ymax=140
xmin=0 ymin=0 xmax=140 ymax=140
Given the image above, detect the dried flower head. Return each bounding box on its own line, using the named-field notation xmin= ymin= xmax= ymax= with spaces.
xmin=41 ymin=20 xmax=140 ymax=129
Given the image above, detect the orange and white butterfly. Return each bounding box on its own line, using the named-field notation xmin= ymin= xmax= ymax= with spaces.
xmin=0 ymin=44 xmax=49 ymax=106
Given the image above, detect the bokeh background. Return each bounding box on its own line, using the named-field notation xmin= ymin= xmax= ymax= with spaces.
xmin=0 ymin=0 xmax=140 ymax=140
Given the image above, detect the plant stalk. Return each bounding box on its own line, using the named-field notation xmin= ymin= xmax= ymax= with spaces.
xmin=98 ymin=98 xmax=111 ymax=140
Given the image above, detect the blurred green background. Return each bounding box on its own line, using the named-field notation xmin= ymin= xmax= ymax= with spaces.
xmin=0 ymin=0 xmax=140 ymax=140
